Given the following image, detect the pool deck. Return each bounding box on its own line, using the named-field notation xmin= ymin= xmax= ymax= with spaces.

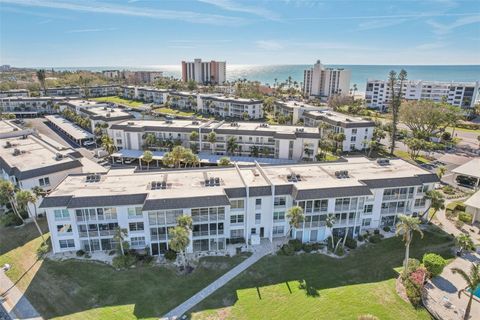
xmin=423 ymin=252 xmax=480 ymax=320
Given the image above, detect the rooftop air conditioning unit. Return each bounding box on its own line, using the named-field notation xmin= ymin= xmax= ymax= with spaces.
xmin=12 ymin=148 xmax=21 ymax=156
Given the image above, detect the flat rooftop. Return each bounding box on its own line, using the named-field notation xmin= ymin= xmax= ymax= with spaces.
xmin=45 ymin=115 xmax=94 ymax=140
xmin=304 ymin=110 xmax=374 ymax=126
xmin=276 ymin=101 xmax=326 ymax=110
xmin=46 ymin=157 xmax=435 ymax=201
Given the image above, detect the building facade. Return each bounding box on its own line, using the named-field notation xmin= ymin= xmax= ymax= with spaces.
xmin=0 ymin=96 xmax=65 ymax=116
xmin=102 ymin=70 xmax=120 ymax=79
xmin=109 ymin=119 xmax=319 ymax=161
xmin=365 ymin=80 xmax=480 ymax=112
xmin=0 ymin=89 xmax=29 ymax=98
xmin=303 ymin=60 xmax=351 ymax=99
xmin=181 ymin=59 xmax=226 ymax=85
xmin=40 ymin=157 xmax=438 ymax=254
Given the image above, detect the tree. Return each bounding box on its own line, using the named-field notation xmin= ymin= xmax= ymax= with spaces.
xmin=113 ymin=227 xmax=128 ymax=255
xmin=189 ymin=131 xmax=199 ymax=142
xmin=144 ymin=133 xmax=157 ymax=149
xmin=334 ymin=133 xmax=346 ymax=154
xmin=325 ymin=214 xmax=336 ymax=250
xmin=451 ymin=263 xmax=480 ymax=320
xmin=263 ymin=97 xmax=275 ymax=113
xmin=36 ymin=69 xmax=46 ymax=95
xmin=400 ymin=101 xmax=453 ymax=139
xmin=327 ymin=94 xmax=353 ymax=110
xmin=396 ymin=214 xmax=423 ymax=274
xmin=142 ymin=150 xmax=153 ymax=170
xmin=177 ymin=215 xmax=193 ymax=231
xmin=285 ymin=206 xmax=304 ymax=243
xmin=424 ymin=190 xmax=445 ymax=223
xmin=207 ymin=131 xmax=216 ymax=152
xmin=436 ymin=166 xmax=446 ymax=180
xmin=15 ymin=190 xmax=46 ymax=245
xmin=226 ymin=136 xmax=238 ymax=155
xmin=404 ymin=137 xmax=427 ymax=160
xmin=101 ymin=135 xmax=116 ymax=161
xmin=218 ymin=156 xmax=231 ymax=166
xmin=455 ymin=234 xmax=475 ymax=255
xmin=388 ymin=69 xmax=407 ymax=155
xmin=0 ymin=180 xmax=24 ymax=224
xmin=169 ymin=226 xmax=190 ymax=270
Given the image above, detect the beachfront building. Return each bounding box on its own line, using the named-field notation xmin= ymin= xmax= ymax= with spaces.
xmin=199 ymin=95 xmax=263 ymax=119
xmin=182 ymin=59 xmax=226 ymax=85
xmin=0 ymin=120 xmax=105 ymax=215
xmin=0 ymin=96 xmax=65 ymax=116
xmin=122 ymin=71 xmax=163 ymax=84
xmin=274 ymin=101 xmax=327 ymax=124
xmin=40 ymin=157 xmax=438 ymax=254
xmin=44 ymin=85 xmax=120 ymax=98
xmin=109 ymin=119 xmax=319 ymax=161
xmin=365 ymin=80 xmax=480 ymax=112
xmin=303 ymin=60 xmax=351 ymax=99
xmin=0 ymin=89 xmax=29 ymax=98
xmin=102 ymin=70 xmax=120 ymax=79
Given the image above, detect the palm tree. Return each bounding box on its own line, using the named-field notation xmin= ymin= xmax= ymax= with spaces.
xmin=36 ymin=69 xmax=46 ymax=95
xmin=352 ymin=83 xmax=358 ymax=97
xmin=207 ymin=131 xmax=216 ymax=152
xmin=144 ymin=133 xmax=157 ymax=149
xmin=334 ymin=133 xmax=346 ymax=154
xmin=169 ymin=226 xmax=190 ymax=270
xmin=15 ymin=190 xmax=46 ymax=245
xmin=218 ymin=157 xmax=231 ymax=166
xmin=451 ymin=263 xmax=480 ymax=320
xmin=142 ymin=150 xmax=153 ymax=170
xmin=101 ymin=135 xmax=116 ymax=162
xmin=436 ymin=166 xmax=446 ymax=181
xmin=189 ymin=130 xmax=199 ymax=142
xmin=226 ymin=136 xmax=238 ymax=155
xmin=395 ymin=214 xmax=423 ymax=273
xmin=0 ymin=180 xmax=24 ymax=224
xmin=113 ymin=227 xmax=128 ymax=256
xmin=424 ymin=190 xmax=445 ymax=222
xmin=285 ymin=206 xmax=304 ymax=243
xmin=325 ymin=214 xmax=336 ymax=249
xmin=455 ymin=234 xmax=475 ymax=255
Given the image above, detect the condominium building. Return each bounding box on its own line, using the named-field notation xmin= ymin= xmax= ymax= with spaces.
xmin=303 ymin=60 xmax=351 ymax=99
xmin=0 ymin=96 xmax=66 ymax=116
xmin=40 ymin=157 xmax=437 ymax=254
xmin=109 ymin=119 xmax=320 ymax=160
xmin=181 ymin=59 xmax=226 ymax=85
xmin=274 ymin=101 xmax=327 ymax=124
xmin=122 ymin=71 xmax=163 ymax=84
xmin=0 ymin=89 xmax=29 ymax=98
xmin=365 ymin=80 xmax=480 ymax=112
xmin=44 ymin=85 xmax=120 ymax=98
xmin=102 ymin=70 xmax=120 ymax=79
xmin=0 ymin=120 xmax=105 ymax=214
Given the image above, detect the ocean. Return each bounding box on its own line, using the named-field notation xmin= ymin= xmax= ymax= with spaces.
xmin=53 ymin=64 xmax=480 ymax=92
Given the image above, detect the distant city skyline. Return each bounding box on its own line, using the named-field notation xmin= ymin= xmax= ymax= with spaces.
xmin=0 ymin=0 xmax=479 ymax=67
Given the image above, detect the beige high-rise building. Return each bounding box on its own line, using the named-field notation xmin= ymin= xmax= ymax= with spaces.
xmin=303 ymin=60 xmax=351 ymax=99
xmin=181 ymin=59 xmax=226 ymax=85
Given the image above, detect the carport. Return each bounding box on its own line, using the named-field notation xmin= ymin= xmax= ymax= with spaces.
xmin=452 ymin=158 xmax=480 ymax=189
xmin=45 ymin=115 xmax=94 ymax=146
xmin=111 ymin=149 xmax=165 ymax=169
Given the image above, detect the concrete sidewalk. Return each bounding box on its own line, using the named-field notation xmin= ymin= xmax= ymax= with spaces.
xmin=0 ymin=270 xmax=42 ymax=320
xmin=162 ymin=243 xmax=273 ymax=319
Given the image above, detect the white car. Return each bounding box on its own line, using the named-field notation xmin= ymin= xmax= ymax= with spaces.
xmin=124 ymin=158 xmax=134 ymax=164
xmin=83 ymin=140 xmax=96 ymax=147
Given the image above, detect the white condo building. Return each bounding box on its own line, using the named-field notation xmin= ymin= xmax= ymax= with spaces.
xmin=109 ymin=119 xmax=320 ymax=161
xmin=40 ymin=157 xmax=438 ymax=254
xmin=365 ymin=80 xmax=480 ymax=112
xmin=182 ymin=59 xmax=226 ymax=85
xmin=303 ymin=60 xmax=351 ymax=99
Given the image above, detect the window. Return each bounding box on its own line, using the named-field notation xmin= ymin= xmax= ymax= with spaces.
xmin=255 ymin=198 xmax=262 ymax=208
xmin=251 ymin=228 xmax=256 ymax=234
xmin=362 ymin=218 xmax=371 ymax=227
xmin=57 ymin=224 xmax=72 ymax=234
xmin=230 ymin=229 xmax=244 ymax=239
xmin=273 ymin=211 xmax=285 ymax=222
xmin=255 ymin=213 xmax=261 ymax=224
xmin=59 ymin=239 xmax=75 ymax=249
xmin=350 ymin=136 xmax=356 ymax=142
xmin=364 ymin=204 xmax=373 ymax=214
xmin=130 ymin=236 xmax=146 ymax=247
xmin=54 ymin=209 xmax=70 ymax=221
xmin=39 ymin=177 xmax=50 ymax=187
xmin=414 ymin=198 xmax=426 ymax=207
xmin=129 ymin=222 xmax=144 ymax=232
xmin=273 ymin=226 xmax=285 ymax=236
xmin=230 ymin=199 xmax=244 ymax=210
xmin=352 ymin=129 xmax=357 ymax=134
xmin=274 ymin=196 xmax=286 ymax=207
xmin=230 ymin=214 xmax=244 ymax=224
xmin=128 ymin=207 xmax=143 ymax=218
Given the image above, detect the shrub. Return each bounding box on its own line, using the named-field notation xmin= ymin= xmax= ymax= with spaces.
xmin=357 ymin=234 xmax=364 ymax=242
xmin=458 ymin=212 xmax=472 ymax=224
xmin=36 ymin=242 xmax=49 ymax=259
xmin=288 ymin=239 xmax=303 ymax=252
xmin=368 ymin=234 xmax=382 ymax=243
xmin=302 ymin=243 xmax=313 ymax=253
xmin=279 ymin=244 xmax=295 ymax=256
xmin=455 ymin=220 xmax=464 ymax=229
xmin=112 ymin=254 xmax=136 ymax=269
xmin=442 ymin=185 xmax=455 ymax=195
xmin=423 ymin=253 xmax=447 ymax=277
xmin=344 ymin=237 xmax=357 ymax=249
xmin=336 ymin=245 xmax=345 ymax=256
xmin=310 ymin=242 xmax=323 ymax=251
xmin=456 ymin=203 xmax=466 ymax=211
xmin=404 ymin=278 xmax=422 ymax=307
xmin=76 ymin=249 xmax=85 ymax=257
xmin=409 ymin=267 xmax=427 ymax=286
xmin=0 ymin=212 xmax=23 ymax=227
xmin=373 ymin=229 xmax=380 ymax=235
xmin=383 ymin=226 xmax=391 ymax=232
xmin=445 ymin=210 xmax=457 ymax=220
xmin=164 ymin=249 xmax=177 ymax=261
xmin=406 ymin=258 xmax=421 ymax=275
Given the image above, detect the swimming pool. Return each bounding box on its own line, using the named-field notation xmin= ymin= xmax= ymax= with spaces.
xmin=468 ymin=286 xmax=480 ymax=298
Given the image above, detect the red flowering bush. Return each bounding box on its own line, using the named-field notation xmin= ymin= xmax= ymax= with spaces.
xmin=409 ymin=267 xmax=427 ymax=287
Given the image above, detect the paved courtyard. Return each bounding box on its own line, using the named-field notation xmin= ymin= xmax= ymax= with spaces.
xmin=423 ymin=252 xmax=480 ymax=320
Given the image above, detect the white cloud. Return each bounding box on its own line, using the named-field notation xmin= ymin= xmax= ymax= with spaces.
xmin=197 ymin=0 xmax=279 ymax=20
xmin=357 ymin=19 xmax=408 ymax=31
xmin=65 ymin=27 xmax=117 ymax=33
xmin=255 ymin=40 xmax=284 ymax=50
xmin=427 ymin=15 xmax=480 ymax=35
xmin=1 ymin=0 xmax=246 ymax=25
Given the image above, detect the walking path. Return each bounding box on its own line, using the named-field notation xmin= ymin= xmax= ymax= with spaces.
xmin=162 ymin=242 xmax=274 ymax=319
xmin=0 ymin=270 xmax=42 ymax=320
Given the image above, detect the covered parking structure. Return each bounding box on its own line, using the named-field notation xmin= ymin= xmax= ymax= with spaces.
xmin=45 ymin=115 xmax=94 ymax=146
xmin=452 ymin=158 xmax=480 ymax=189
xmin=110 ymin=149 xmax=298 ymax=168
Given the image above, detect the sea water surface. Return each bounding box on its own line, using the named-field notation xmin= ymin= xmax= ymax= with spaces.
xmin=53 ymin=64 xmax=480 ymax=92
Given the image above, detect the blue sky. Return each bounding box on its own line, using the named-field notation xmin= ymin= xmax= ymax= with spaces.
xmin=0 ymin=0 xmax=479 ymax=67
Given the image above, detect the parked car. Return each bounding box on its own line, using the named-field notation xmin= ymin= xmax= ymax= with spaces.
xmin=83 ymin=140 xmax=96 ymax=147
xmin=124 ymin=158 xmax=134 ymax=164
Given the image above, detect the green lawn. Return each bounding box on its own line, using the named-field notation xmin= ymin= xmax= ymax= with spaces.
xmin=92 ymin=96 xmax=144 ymax=108
xmin=393 ymin=150 xmax=429 ymax=164
xmin=190 ymin=226 xmax=455 ymax=320
xmin=152 ymin=107 xmax=198 ymax=118
xmin=446 ymin=126 xmax=480 ymax=134
xmin=0 ymin=222 xmax=249 ymax=320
